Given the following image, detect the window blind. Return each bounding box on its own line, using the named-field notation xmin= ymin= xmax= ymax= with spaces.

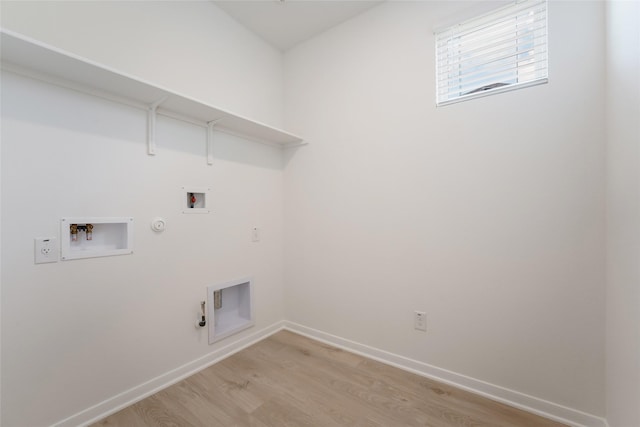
xmin=436 ymin=0 xmax=548 ymax=106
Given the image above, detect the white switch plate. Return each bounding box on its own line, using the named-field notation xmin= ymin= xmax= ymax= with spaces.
xmin=414 ymin=311 xmax=427 ymax=331
xmin=35 ymin=237 xmax=58 ymax=264
xmin=252 ymin=227 xmax=260 ymax=242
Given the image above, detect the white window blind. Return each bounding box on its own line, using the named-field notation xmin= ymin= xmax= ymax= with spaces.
xmin=436 ymin=0 xmax=548 ymax=106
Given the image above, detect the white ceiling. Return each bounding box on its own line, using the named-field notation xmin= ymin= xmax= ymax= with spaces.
xmin=213 ymin=1 xmax=384 ymax=51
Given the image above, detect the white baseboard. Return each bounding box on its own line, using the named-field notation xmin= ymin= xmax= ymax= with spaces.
xmin=52 ymin=320 xmax=608 ymax=427
xmin=54 ymin=320 xmax=286 ymax=427
xmin=284 ymin=321 xmax=608 ymax=427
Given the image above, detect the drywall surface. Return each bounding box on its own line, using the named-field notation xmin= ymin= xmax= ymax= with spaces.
xmin=284 ymin=0 xmax=606 ymax=417
xmin=0 ymin=0 xmax=284 ymax=128
xmin=605 ymin=1 xmax=640 ymax=426
xmin=0 ymin=3 xmax=286 ymax=426
xmin=1 ymin=71 xmax=285 ymax=427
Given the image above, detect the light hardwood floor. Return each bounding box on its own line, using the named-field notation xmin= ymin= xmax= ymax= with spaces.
xmin=93 ymin=330 xmax=566 ymax=426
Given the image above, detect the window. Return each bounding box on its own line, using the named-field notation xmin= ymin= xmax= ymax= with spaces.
xmin=436 ymin=0 xmax=548 ymax=106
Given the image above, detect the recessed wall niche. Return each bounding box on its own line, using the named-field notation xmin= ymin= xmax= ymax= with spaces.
xmin=182 ymin=186 xmax=210 ymax=214
xmin=60 ymin=217 xmax=134 ymax=260
xmin=207 ymin=278 xmax=254 ymax=344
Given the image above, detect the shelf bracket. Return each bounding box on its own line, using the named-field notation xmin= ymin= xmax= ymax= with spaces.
xmin=206 ymin=119 xmax=222 ymax=165
xmin=147 ymin=98 xmax=166 ymax=156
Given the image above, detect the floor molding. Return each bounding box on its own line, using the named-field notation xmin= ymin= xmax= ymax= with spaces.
xmin=284 ymin=321 xmax=607 ymax=427
xmin=53 ymin=320 xmax=609 ymax=427
xmin=54 ymin=321 xmax=286 ymax=427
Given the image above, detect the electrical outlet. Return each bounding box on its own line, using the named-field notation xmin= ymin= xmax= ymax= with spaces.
xmin=414 ymin=311 xmax=427 ymax=331
xmin=35 ymin=237 xmax=59 ymax=264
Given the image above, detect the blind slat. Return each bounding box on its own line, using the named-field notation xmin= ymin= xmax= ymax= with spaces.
xmin=437 ymin=34 xmax=547 ymax=72
xmin=437 ymin=22 xmax=547 ymax=62
xmin=438 ymin=0 xmax=546 ymax=42
xmin=438 ymin=46 xmax=547 ymax=85
xmin=438 ymin=66 xmax=548 ymax=95
xmin=436 ymin=10 xmax=546 ymax=49
xmin=438 ymin=78 xmax=548 ymax=105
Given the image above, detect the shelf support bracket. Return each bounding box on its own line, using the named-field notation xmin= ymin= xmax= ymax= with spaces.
xmin=206 ymin=119 xmax=222 ymax=165
xmin=147 ymin=98 xmax=166 ymax=156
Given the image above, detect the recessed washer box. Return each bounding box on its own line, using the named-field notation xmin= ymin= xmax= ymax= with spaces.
xmin=60 ymin=217 xmax=134 ymax=261
xmin=207 ymin=278 xmax=254 ymax=344
xmin=182 ymin=186 xmax=210 ymax=214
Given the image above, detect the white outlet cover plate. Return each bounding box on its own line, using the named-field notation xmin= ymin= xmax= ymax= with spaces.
xmin=35 ymin=237 xmax=59 ymax=264
xmin=414 ymin=311 xmax=427 ymax=331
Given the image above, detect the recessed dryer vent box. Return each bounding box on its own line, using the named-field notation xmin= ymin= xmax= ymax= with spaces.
xmin=182 ymin=186 xmax=210 ymax=214
xmin=60 ymin=217 xmax=134 ymax=261
xmin=207 ymin=278 xmax=253 ymax=344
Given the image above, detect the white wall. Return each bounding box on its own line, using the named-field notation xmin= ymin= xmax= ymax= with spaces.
xmin=284 ymin=0 xmax=606 ymax=418
xmin=3 ymin=0 xmax=631 ymax=425
xmin=605 ymin=1 xmax=640 ymax=426
xmin=1 ymin=2 xmax=286 ymax=426
xmin=0 ymin=0 xmax=284 ymax=128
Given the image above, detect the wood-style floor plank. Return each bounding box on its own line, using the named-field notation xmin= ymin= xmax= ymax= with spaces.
xmin=93 ymin=330 xmax=567 ymax=427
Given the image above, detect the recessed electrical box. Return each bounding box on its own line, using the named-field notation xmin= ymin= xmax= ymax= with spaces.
xmin=60 ymin=217 xmax=134 ymax=261
xmin=182 ymin=186 xmax=210 ymax=214
xmin=207 ymin=278 xmax=253 ymax=344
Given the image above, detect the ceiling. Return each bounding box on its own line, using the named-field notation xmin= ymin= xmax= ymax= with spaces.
xmin=213 ymin=1 xmax=384 ymax=51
